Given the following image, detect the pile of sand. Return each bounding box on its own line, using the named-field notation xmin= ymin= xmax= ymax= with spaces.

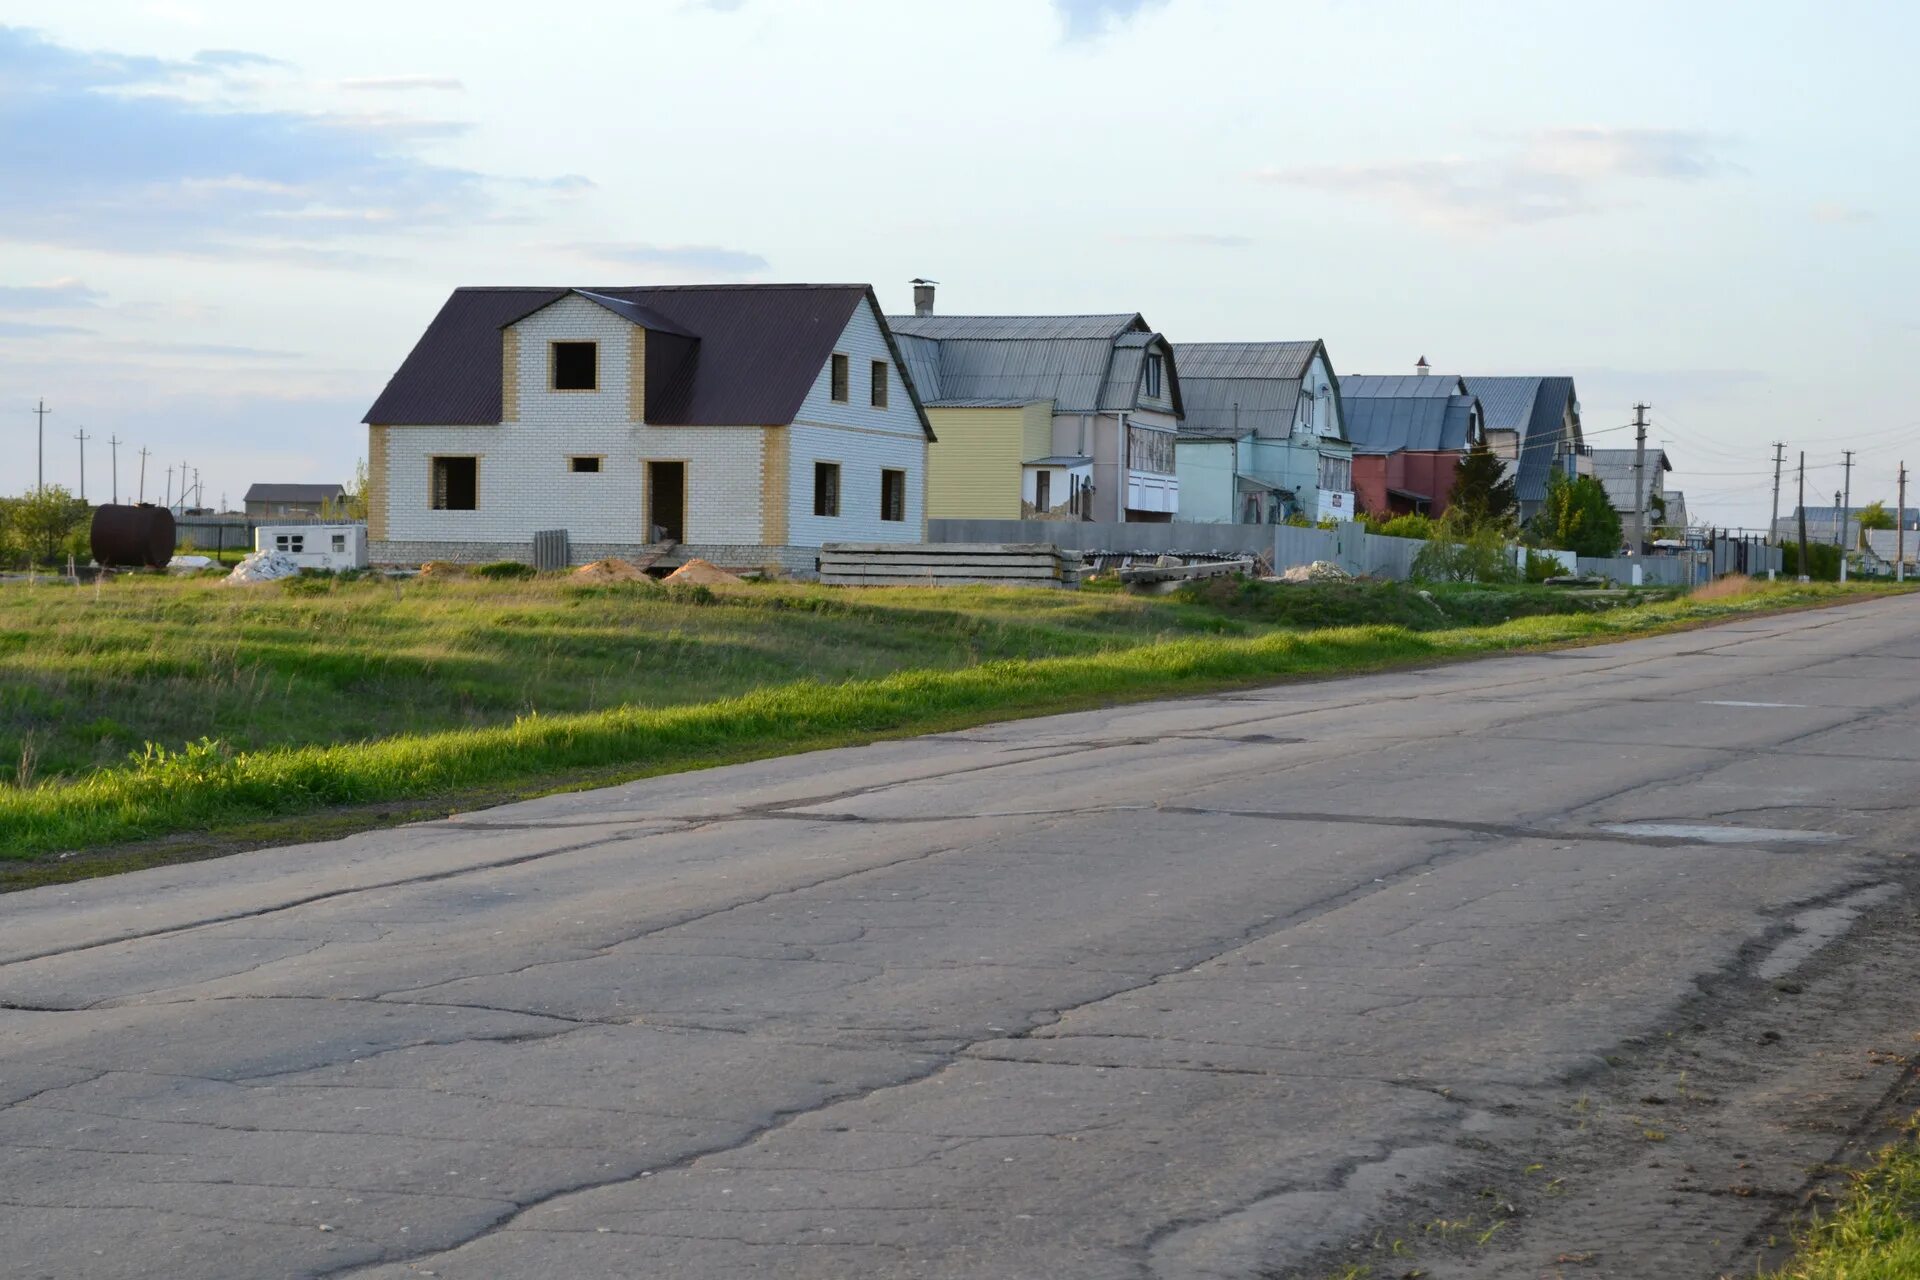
xmin=664 ymin=558 xmax=742 ymax=586
xmin=573 ymin=558 xmax=656 ymax=584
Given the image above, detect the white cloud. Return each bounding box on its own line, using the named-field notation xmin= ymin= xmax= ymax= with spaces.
xmin=1261 ymin=127 xmax=1736 ymax=229
xmin=337 ymin=75 xmax=465 ymax=92
xmin=1054 ymin=0 xmax=1170 ymax=41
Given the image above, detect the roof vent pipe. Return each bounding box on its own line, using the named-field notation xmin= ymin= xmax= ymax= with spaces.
xmin=911 ymin=278 xmax=937 ymax=317
xmin=1415 ymin=355 xmax=1430 ymax=376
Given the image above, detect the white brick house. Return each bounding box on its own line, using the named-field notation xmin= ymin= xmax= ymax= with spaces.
xmin=362 ymin=284 xmax=933 ymax=572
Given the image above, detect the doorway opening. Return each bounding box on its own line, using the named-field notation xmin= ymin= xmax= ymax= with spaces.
xmin=646 ymin=460 xmax=685 ymax=543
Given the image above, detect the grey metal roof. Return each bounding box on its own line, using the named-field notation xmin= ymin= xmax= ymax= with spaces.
xmin=245 ymin=483 xmax=344 ymax=503
xmin=1342 ymin=373 xmax=1468 ymax=398
xmin=1464 ymin=376 xmax=1542 ymax=435
xmin=1342 ymin=392 xmax=1479 ymax=453
xmin=1174 ymin=340 xmax=1341 ymax=441
xmin=366 ymin=284 xmax=934 ymax=439
xmin=1026 ymin=455 xmax=1092 ymax=467
xmin=888 ymin=314 xmax=1144 ymax=341
xmin=1589 ymin=448 xmax=1672 ymax=512
xmin=1177 ymin=423 xmax=1253 ymax=440
xmin=925 ymin=397 xmax=1048 ymax=408
xmin=884 ymin=312 xmax=1181 ymax=417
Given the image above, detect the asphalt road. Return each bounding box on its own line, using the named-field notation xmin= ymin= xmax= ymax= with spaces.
xmin=2 ymin=596 xmax=1917 ymax=1279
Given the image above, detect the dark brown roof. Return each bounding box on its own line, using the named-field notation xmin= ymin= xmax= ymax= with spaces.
xmin=363 ymin=284 xmax=932 ymax=436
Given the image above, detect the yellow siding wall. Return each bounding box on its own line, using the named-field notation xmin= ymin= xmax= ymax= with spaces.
xmin=925 ymin=406 xmax=1030 ymax=519
xmin=366 ymin=425 xmax=390 ymax=541
xmin=1020 ymin=401 xmax=1053 ymax=463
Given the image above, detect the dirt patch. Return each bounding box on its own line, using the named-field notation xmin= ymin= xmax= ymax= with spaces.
xmin=417 ymin=561 xmax=466 ymax=579
xmin=572 ymin=558 xmax=657 ymax=584
xmin=1693 ymin=572 xmax=1759 ymax=602
xmin=665 ymin=558 xmax=743 ymax=586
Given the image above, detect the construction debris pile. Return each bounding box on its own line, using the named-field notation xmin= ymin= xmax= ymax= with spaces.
xmin=223 ymin=551 xmax=304 ymax=584
xmin=1279 ymin=560 xmax=1353 ymax=584
xmin=664 ymin=558 xmax=743 ymax=586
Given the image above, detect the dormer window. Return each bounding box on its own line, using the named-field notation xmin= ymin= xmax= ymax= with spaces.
xmin=1143 ymin=353 xmax=1164 ymax=399
xmin=552 ymin=341 xmax=597 ymax=391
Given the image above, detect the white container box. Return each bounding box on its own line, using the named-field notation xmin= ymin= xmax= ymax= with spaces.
xmin=253 ymin=524 xmax=369 ymax=571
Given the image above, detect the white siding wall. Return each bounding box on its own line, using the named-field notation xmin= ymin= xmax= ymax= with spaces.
xmin=787 ymin=297 xmax=927 ymax=545
xmin=381 ymin=294 xmax=765 ymax=547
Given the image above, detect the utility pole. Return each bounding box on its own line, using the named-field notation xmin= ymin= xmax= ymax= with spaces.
xmin=164 ymin=466 xmax=173 ymax=511
xmin=108 ymin=435 xmax=120 ymax=505
xmin=178 ymin=459 xmax=188 ymax=514
xmin=74 ymin=428 xmax=90 ymax=502
xmin=1796 ymin=451 xmax=1810 ymax=582
xmin=1767 ymin=441 xmax=1785 ymax=580
xmin=1630 ymin=402 xmax=1649 ymax=555
xmin=33 ymin=399 xmax=50 ymax=492
xmin=192 ymin=468 xmax=202 ymax=512
xmin=1898 ymin=462 xmax=1908 ymax=584
xmin=1839 ymin=450 xmax=1855 ymax=548
xmin=137 ymin=448 xmax=150 ymax=503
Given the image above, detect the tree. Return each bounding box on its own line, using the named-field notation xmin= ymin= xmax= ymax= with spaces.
xmin=13 ymin=486 xmax=90 ymax=565
xmin=1448 ymin=441 xmax=1517 ymax=533
xmin=326 ymin=458 xmax=371 ymax=522
xmin=1532 ymin=472 xmax=1623 ymax=558
xmin=1857 ymin=500 xmax=1894 ymax=548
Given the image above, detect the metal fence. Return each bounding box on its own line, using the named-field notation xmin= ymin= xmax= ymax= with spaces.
xmin=926 ymin=518 xmax=1761 ymax=586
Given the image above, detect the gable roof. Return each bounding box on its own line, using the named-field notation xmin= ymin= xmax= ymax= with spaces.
xmin=364 ymin=284 xmax=933 ymax=438
xmin=1174 ymin=340 xmax=1339 ymax=440
xmin=885 ymin=312 xmax=1182 ymax=417
xmin=245 ymin=483 xmax=344 ymax=503
xmin=1589 ymin=447 xmax=1672 ymax=513
xmin=1464 ymin=375 xmax=1581 ymax=506
xmin=1342 ymin=373 xmax=1468 ymax=399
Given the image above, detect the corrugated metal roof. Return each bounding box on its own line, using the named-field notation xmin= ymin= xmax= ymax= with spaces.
xmin=1342 ymin=373 xmax=1466 ymax=398
xmin=1589 ymin=448 xmax=1672 ymax=512
xmin=245 ymin=483 xmax=344 ymax=502
xmin=887 ymin=314 xmax=1145 ymax=341
xmin=365 ymin=284 xmax=932 ymax=437
xmin=1343 ymin=393 xmax=1479 ymax=453
xmin=1464 ymin=376 xmax=1542 ymax=435
xmin=1176 ymin=340 xmax=1334 ymax=439
xmin=926 ymin=397 xmax=1049 ymax=408
xmin=568 ymin=289 xmax=697 ymax=338
xmin=1175 ymin=341 xmax=1319 ymax=379
xmin=886 ymin=312 xmax=1179 ymax=417
xmin=1026 ymin=455 xmax=1092 ymax=467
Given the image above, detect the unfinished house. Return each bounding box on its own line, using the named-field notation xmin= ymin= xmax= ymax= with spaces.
xmin=890 ymin=285 xmax=1183 ymax=523
xmin=361 ymin=284 xmax=933 ymax=572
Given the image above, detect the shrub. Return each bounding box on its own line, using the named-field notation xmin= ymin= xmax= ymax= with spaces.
xmin=1411 ymin=514 xmax=1519 ymax=584
xmin=1533 ymin=473 xmax=1623 ymax=558
xmin=473 ymin=560 xmax=537 ymax=580
xmin=1779 ymin=541 xmax=1842 ymax=581
xmin=1376 ymin=513 xmax=1435 ymax=541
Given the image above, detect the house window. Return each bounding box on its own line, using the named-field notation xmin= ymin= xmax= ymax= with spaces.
xmin=1034 ymin=470 xmax=1051 ymax=514
xmin=274 ymin=533 xmax=305 ymax=553
xmin=1298 ymin=391 xmax=1315 ymax=431
xmin=830 ymin=354 xmax=849 ymax=403
xmin=331 ymin=534 xmax=346 ymax=553
xmin=552 ymin=341 xmax=597 ymax=391
xmin=871 ymin=360 xmax=889 ymax=409
xmin=881 ymin=468 xmax=906 ymax=521
xmin=431 ymin=456 xmax=478 ymax=510
xmin=1318 ymin=454 xmax=1352 ymax=492
xmin=813 ymin=461 xmax=841 ymax=517
xmin=569 ymin=455 xmax=602 ymax=473
xmin=1144 ymin=353 xmax=1164 ymax=399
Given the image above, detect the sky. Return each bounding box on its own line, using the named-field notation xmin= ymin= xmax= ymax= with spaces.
xmin=1 ymin=0 xmax=1915 ymax=527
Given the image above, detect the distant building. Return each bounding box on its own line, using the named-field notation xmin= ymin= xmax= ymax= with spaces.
xmin=244 ymin=483 xmax=345 ymax=518
xmin=1775 ymin=505 xmax=1920 ymax=547
xmin=1340 ymin=367 xmax=1484 ymax=517
xmin=1589 ymin=448 xmax=1674 ymax=531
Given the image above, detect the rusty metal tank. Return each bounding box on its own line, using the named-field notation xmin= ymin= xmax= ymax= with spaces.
xmin=90 ymin=504 xmax=177 ymax=568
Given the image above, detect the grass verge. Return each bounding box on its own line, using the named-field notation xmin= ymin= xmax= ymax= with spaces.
xmin=1765 ymin=1113 xmax=1920 ymax=1279
xmin=0 ymin=578 xmax=1902 ymax=864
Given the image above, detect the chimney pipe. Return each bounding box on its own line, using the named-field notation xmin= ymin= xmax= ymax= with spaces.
xmin=1415 ymin=355 xmax=1430 ymax=376
xmin=911 ymin=278 xmax=937 ymax=317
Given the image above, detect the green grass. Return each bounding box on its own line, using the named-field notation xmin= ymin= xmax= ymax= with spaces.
xmin=0 ymin=573 xmax=1904 ymax=862
xmin=1765 ymin=1116 xmax=1920 ymax=1280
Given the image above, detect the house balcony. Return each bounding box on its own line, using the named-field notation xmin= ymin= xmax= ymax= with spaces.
xmin=1126 ymin=469 xmax=1179 ymax=514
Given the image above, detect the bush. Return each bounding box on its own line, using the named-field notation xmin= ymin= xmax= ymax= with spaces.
xmin=1525 ymin=550 xmax=1564 ymax=582
xmin=1411 ymin=515 xmax=1518 ymax=584
xmin=473 ymin=560 xmax=537 ymax=580
xmin=1376 ymin=514 xmax=1435 ymax=541
xmin=1779 ymin=541 xmax=1842 ymax=581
